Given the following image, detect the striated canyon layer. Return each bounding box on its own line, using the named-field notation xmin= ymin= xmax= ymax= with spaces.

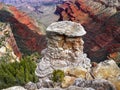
xmin=55 ymin=0 xmax=120 ymax=62
xmin=0 ymin=3 xmax=46 ymax=56
xmin=0 ymin=0 xmax=66 ymax=26
xmin=0 ymin=22 xmax=21 ymax=61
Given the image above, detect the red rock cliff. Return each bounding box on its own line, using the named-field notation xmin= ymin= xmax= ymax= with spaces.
xmin=0 ymin=3 xmax=46 ymax=56
xmin=55 ymin=0 xmax=120 ymax=62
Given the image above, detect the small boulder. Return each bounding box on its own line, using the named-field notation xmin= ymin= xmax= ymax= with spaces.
xmin=25 ymin=82 xmax=37 ymax=90
xmin=92 ymin=60 xmax=120 ymax=90
xmin=61 ymin=76 xmax=75 ymax=88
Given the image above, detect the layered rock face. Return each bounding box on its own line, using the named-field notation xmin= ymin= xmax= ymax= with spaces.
xmin=45 ymin=21 xmax=91 ymax=69
xmin=0 ymin=22 xmax=21 ymax=62
xmin=55 ymin=0 xmax=120 ymax=61
xmin=35 ymin=21 xmax=91 ymax=85
xmin=0 ymin=0 xmax=66 ymax=5
xmin=0 ymin=3 xmax=46 ymax=55
xmin=0 ymin=0 xmax=66 ymax=26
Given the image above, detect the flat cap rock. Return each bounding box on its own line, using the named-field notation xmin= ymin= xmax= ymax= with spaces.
xmin=46 ymin=21 xmax=86 ymax=37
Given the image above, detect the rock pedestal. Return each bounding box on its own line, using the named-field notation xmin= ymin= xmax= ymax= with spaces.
xmin=35 ymin=21 xmax=91 ymax=84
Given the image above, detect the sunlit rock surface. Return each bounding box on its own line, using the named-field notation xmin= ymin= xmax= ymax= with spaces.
xmin=92 ymin=60 xmax=120 ymax=90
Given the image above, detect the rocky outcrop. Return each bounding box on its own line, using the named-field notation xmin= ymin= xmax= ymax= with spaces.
xmin=35 ymin=21 xmax=120 ymax=90
xmin=92 ymin=60 xmax=120 ymax=90
xmin=25 ymin=82 xmax=37 ymax=90
xmin=35 ymin=21 xmax=91 ymax=88
xmin=55 ymin=0 xmax=120 ymax=62
xmin=0 ymin=22 xmax=21 ymax=62
xmin=58 ymin=60 xmax=120 ymax=90
xmin=73 ymin=78 xmax=116 ymax=90
xmin=0 ymin=3 xmax=46 ymax=55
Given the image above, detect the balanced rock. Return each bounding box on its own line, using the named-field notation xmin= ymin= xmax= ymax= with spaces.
xmin=35 ymin=21 xmax=91 ymax=87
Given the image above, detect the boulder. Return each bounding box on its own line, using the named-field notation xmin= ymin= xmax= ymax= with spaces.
xmin=61 ymin=76 xmax=75 ymax=88
xmin=92 ymin=60 xmax=120 ymax=90
xmin=74 ymin=78 xmax=116 ymax=90
xmin=64 ymin=67 xmax=91 ymax=79
xmin=25 ymin=82 xmax=37 ymax=90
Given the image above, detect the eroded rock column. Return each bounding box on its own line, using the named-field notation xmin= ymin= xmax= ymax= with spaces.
xmin=35 ymin=21 xmax=91 ymax=79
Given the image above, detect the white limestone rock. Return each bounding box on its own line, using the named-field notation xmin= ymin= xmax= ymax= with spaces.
xmin=3 ymin=86 xmax=26 ymax=90
xmin=46 ymin=21 xmax=86 ymax=37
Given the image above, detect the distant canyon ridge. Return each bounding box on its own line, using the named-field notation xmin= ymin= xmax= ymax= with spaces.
xmin=0 ymin=0 xmax=120 ymax=62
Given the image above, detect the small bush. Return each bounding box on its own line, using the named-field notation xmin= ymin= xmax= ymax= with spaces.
xmin=0 ymin=56 xmax=39 ymax=89
xmin=52 ymin=69 xmax=65 ymax=83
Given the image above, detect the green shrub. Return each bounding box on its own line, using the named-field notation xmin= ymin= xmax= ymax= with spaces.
xmin=52 ymin=69 xmax=65 ymax=83
xmin=0 ymin=56 xmax=39 ymax=89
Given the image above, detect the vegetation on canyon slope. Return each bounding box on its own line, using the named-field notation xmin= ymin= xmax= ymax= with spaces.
xmin=0 ymin=53 xmax=40 ymax=89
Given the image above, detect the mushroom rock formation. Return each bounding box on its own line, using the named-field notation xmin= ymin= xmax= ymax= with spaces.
xmin=55 ymin=0 xmax=120 ymax=62
xmin=35 ymin=21 xmax=91 ymax=87
xmin=0 ymin=3 xmax=46 ymax=55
